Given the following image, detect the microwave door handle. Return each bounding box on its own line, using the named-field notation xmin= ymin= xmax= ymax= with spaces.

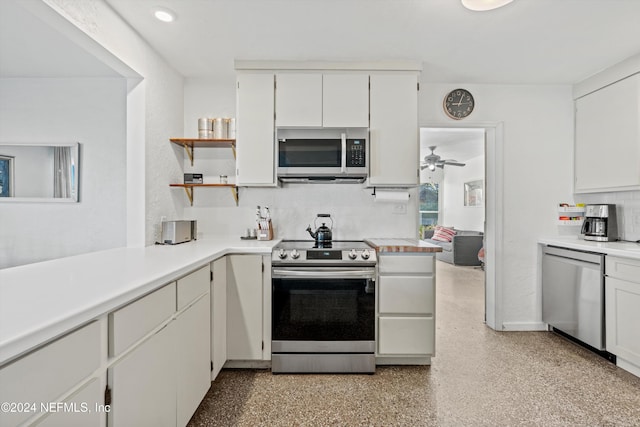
xmin=341 ymin=133 xmax=347 ymax=173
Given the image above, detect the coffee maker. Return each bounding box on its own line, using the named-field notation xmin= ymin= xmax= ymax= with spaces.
xmin=581 ymin=204 xmax=618 ymax=242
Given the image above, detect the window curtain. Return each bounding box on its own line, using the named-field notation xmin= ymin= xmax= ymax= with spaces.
xmin=53 ymin=146 xmax=72 ymax=198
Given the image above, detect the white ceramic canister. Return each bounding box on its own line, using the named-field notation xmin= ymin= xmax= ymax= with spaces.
xmin=213 ymin=118 xmax=227 ymax=139
xmin=198 ymin=117 xmax=213 ymax=138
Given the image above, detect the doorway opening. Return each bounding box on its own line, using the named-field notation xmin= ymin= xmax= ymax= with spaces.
xmin=419 ymin=125 xmax=501 ymax=330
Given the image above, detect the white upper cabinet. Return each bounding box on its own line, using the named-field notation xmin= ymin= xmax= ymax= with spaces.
xmin=275 ymin=73 xmax=369 ymax=128
xmin=276 ymin=73 xmax=323 ymax=127
xmin=322 ymin=74 xmax=369 ymax=127
xmin=574 ymin=73 xmax=640 ymax=193
xmin=236 ymin=73 xmax=276 ymax=186
xmin=368 ymin=73 xmax=419 ymax=186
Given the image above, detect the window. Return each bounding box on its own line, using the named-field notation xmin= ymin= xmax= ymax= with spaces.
xmin=419 ymin=182 xmax=439 ymax=234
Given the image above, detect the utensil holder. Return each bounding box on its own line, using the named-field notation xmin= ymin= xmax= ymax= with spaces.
xmin=257 ymin=219 xmax=274 ymax=241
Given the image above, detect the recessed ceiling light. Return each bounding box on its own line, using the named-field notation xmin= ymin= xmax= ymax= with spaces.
xmin=153 ymin=7 xmax=176 ymax=22
xmin=461 ymin=0 xmax=514 ymax=11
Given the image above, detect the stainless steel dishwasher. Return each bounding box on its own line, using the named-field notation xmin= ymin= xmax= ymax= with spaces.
xmin=542 ymin=246 xmax=605 ymax=350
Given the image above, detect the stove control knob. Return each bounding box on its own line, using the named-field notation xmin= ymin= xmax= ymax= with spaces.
xmin=361 ymin=249 xmax=371 ymax=260
xmin=291 ymin=249 xmax=300 ymax=259
xmin=278 ymin=249 xmax=287 ymax=259
xmin=348 ymin=249 xmax=358 ymax=260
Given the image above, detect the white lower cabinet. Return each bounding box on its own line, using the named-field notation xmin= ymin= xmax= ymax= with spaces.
xmin=0 ymin=321 xmax=103 ymax=427
xmin=176 ymin=295 xmax=211 ymax=426
xmin=108 ymin=321 xmax=177 ymax=427
xmin=37 ymin=379 xmax=103 ymax=427
xmin=377 ymin=254 xmax=435 ymax=363
xmin=108 ymin=265 xmax=211 ymax=427
xmin=226 ymin=255 xmax=265 ymax=361
xmin=605 ymin=256 xmax=640 ymax=376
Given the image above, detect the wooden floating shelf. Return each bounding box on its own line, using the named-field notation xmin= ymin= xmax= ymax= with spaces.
xmin=170 ymin=138 xmax=236 ymax=165
xmin=170 ymin=183 xmax=238 ymax=206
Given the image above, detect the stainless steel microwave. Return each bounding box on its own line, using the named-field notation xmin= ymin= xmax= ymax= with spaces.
xmin=277 ymin=134 xmax=368 ymax=182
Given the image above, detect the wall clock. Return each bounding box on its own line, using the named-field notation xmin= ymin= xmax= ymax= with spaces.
xmin=444 ymin=88 xmax=475 ymax=120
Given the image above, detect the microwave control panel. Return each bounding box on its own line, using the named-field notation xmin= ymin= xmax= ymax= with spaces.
xmin=346 ymin=139 xmax=366 ymax=167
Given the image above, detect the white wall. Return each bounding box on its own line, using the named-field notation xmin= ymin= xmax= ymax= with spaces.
xmin=441 ymin=155 xmax=485 ymax=232
xmin=45 ymin=0 xmax=185 ymax=245
xmin=420 ymin=83 xmax=575 ymax=330
xmin=0 ymin=78 xmax=127 ymax=268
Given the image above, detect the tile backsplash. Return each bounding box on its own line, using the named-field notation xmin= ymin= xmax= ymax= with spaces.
xmin=575 ymin=190 xmax=640 ymax=242
xmin=185 ymin=184 xmax=419 ymax=241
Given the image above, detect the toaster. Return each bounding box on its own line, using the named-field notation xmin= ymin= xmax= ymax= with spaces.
xmin=162 ymin=220 xmax=197 ymax=245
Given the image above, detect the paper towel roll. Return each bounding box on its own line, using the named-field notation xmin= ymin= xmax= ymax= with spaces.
xmin=374 ymin=190 xmax=409 ymax=203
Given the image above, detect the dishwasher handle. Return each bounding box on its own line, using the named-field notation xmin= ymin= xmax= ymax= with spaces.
xmin=544 ymin=246 xmax=603 ymax=265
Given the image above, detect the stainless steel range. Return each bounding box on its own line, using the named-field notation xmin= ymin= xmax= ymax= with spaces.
xmin=271 ymin=240 xmax=377 ymax=374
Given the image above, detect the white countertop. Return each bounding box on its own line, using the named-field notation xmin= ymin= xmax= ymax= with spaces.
xmin=0 ymin=237 xmax=280 ymax=365
xmin=538 ymin=236 xmax=640 ymax=260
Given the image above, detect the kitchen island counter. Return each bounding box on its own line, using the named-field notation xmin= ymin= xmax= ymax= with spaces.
xmin=365 ymin=238 xmax=443 ymax=253
xmin=0 ymin=237 xmax=280 ymax=365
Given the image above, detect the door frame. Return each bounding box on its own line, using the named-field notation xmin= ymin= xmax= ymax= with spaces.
xmin=420 ymin=122 xmax=504 ymax=331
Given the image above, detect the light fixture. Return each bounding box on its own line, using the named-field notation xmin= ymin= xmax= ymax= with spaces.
xmin=461 ymin=0 xmax=514 ymax=11
xmin=428 ymin=163 xmax=436 ymax=171
xmin=153 ymin=7 xmax=176 ymax=22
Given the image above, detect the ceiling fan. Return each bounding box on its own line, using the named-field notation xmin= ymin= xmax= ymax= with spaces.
xmin=420 ymin=146 xmax=466 ymax=171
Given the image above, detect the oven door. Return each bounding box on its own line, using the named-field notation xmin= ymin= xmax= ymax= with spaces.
xmin=271 ymin=267 xmax=375 ymax=354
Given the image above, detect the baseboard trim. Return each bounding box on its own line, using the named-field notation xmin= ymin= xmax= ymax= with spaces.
xmin=617 ymin=358 xmax=640 ymax=378
xmin=501 ymin=322 xmax=547 ymax=331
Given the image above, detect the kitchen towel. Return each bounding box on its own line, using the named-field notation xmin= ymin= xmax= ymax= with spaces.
xmin=374 ymin=190 xmax=409 ymax=203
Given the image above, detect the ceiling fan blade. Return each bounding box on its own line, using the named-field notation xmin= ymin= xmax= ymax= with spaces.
xmin=444 ymin=161 xmax=466 ymax=167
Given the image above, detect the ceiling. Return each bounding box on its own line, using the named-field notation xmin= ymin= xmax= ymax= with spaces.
xmin=420 ymin=128 xmax=484 ymax=164
xmin=104 ymin=0 xmax=640 ymax=84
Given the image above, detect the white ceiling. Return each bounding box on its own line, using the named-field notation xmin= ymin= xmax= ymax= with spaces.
xmin=420 ymin=128 xmax=484 ymax=163
xmin=104 ymin=0 xmax=640 ymax=84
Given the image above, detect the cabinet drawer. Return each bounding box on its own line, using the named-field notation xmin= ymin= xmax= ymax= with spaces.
xmin=379 ymin=276 xmax=434 ymax=315
xmin=177 ymin=265 xmax=210 ymax=310
xmin=379 ymin=254 xmax=434 ymax=274
xmin=0 ymin=322 xmax=101 ymax=426
xmin=109 ymin=282 xmax=176 ymax=357
xmin=606 ymin=256 xmax=640 ymax=283
xmin=378 ymin=317 xmax=434 ymax=356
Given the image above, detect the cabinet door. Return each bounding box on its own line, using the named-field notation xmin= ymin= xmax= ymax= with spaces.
xmin=176 ymin=295 xmax=211 ymax=427
xmin=226 ymin=255 xmax=263 ymax=360
xmin=275 ymin=73 xmax=322 ymax=127
xmin=369 ymin=73 xmax=419 ymax=186
xmin=211 ymin=257 xmax=227 ymax=379
xmin=323 ymin=74 xmax=369 ymax=127
xmin=0 ymin=322 xmax=102 ymax=427
xmin=605 ymin=277 xmax=640 ymax=366
xmin=575 ymin=74 xmax=640 ymax=193
xmin=236 ymin=73 xmax=276 ymax=186
xmin=38 ymin=379 xmax=103 ymax=427
xmin=108 ymin=322 xmax=176 ymax=427
xmin=378 ymin=317 xmax=434 ymax=356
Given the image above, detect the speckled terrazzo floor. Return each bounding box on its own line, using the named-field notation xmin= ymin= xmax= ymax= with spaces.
xmin=188 ymin=261 xmax=640 ymax=427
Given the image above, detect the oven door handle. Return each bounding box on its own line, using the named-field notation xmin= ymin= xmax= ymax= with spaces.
xmin=272 ymin=268 xmax=375 ymax=279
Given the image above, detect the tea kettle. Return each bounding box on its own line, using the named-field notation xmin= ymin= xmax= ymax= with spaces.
xmin=306 ymin=214 xmax=333 ymax=243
